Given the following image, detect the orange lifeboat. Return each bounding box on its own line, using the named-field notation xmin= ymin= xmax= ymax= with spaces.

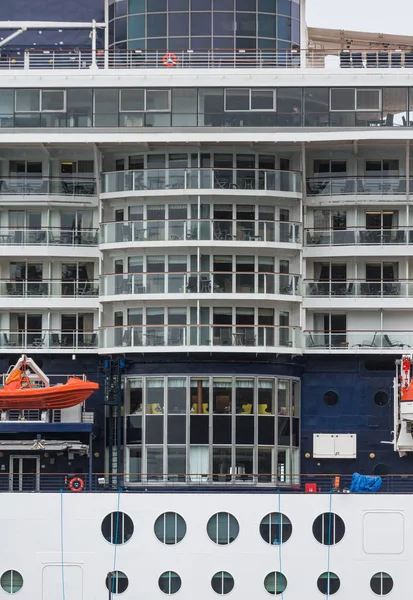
xmin=0 ymin=355 xmax=98 ymax=410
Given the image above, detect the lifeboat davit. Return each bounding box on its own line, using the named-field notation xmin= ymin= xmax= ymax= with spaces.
xmin=0 ymin=355 xmax=98 ymax=410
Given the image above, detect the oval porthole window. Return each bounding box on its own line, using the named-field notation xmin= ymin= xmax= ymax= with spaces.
xmin=101 ymin=511 xmax=134 ymax=545
xmin=159 ymin=571 xmax=182 ymax=595
xmin=312 ymin=513 xmax=345 ymax=545
xmin=323 ymin=391 xmax=338 ymax=406
xmin=259 ymin=512 xmax=292 ymax=545
xmin=211 ymin=572 xmax=234 ymax=595
xmin=317 ymin=572 xmax=340 ymax=596
xmin=0 ymin=571 xmax=23 ymax=594
xmin=264 ymin=572 xmax=287 ymax=595
xmin=370 ymin=572 xmax=393 ymax=596
xmin=374 ymin=391 xmax=389 ymax=406
xmin=154 ymin=512 xmax=187 ymax=545
xmin=105 ymin=571 xmax=128 ymax=595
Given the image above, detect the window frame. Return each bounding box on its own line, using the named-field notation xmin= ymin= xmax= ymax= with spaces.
xmin=41 ymin=89 xmax=67 ymax=113
xmin=14 ymin=89 xmax=41 ymax=113
xmin=329 ymin=87 xmax=382 ymax=112
xmin=145 ymin=89 xmax=171 ymax=112
xmin=224 ymin=88 xmax=277 ymax=112
xmin=119 ymin=88 xmax=145 ymax=113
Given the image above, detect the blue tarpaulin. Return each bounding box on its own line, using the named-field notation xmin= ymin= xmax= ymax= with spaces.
xmin=350 ymin=472 xmax=382 ymax=493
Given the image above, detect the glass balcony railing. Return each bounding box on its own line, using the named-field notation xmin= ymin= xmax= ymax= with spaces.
xmin=0 ymin=330 xmax=98 ymax=350
xmin=0 ymin=228 xmax=98 ymax=246
xmin=100 ymin=272 xmax=301 ymax=297
xmin=0 ymin=177 xmax=96 ymax=196
xmin=0 ymin=280 xmax=99 ymax=298
xmin=306 ymin=177 xmax=407 ymax=196
xmin=305 ymin=228 xmax=411 ymax=246
xmin=304 ymin=280 xmax=412 ymax=298
xmin=305 ymin=330 xmax=412 ymax=350
xmin=101 ymin=219 xmax=301 ymax=244
xmin=102 ymin=168 xmax=302 ymax=194
xmin=100 ymin=325 xmax=301 ymax=350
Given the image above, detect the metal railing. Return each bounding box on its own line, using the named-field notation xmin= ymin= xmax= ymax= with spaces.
xmin=307 ymin=177 xmax=408 ymax=197
xmin=100 ymin=324 xmax=301 ymax=350
xmin=0 ymin=279 xmax=99 ymax=298
xmin=0 ymin=228 xmax=98 ymax=246
xmin=305 ymin=228 xmax=412 ymax=246
xmin=0 ymin=330 xmax=98 ymax=351
xmin=101 ymin=168 xmax=302 ymax=194
xmin=100 ymin=219 xmax=301 ymax=245
xmin=305 ymin=330 xmax=412 ymax=350
xmin=100 ymin=272 xmax=300 ymax=297
xmin=304 ymin=280 xmax=413 ymax=298
xmin=0 ymin=176 xmax=96 ymax=196
xmin=2 ymin=48 xmax=413 ymax=71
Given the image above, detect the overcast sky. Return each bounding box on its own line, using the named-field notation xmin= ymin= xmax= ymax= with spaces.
xmin=306 ymin=0 xmax=412 ymax=36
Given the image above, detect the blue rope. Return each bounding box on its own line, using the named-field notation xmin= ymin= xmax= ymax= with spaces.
xmin=278 ymin=490 xmax=284 ymax=600
xmin=60 ymin=489 xmax=66 ymax=600
xmin=111 ymin=488 xmax=122 ymax=597
xmin=326 ymin=491 xmax=333 ymax=599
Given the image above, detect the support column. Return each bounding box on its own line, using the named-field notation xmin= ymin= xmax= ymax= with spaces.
xmin=104 ymin=0 xmax=109 ymax=69
xmin=299 ymin=0 xmax=307 ymax=68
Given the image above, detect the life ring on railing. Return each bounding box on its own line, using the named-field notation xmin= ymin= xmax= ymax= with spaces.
xmin=162 ymin=53 xmax=178 ymax=67
xmin=68 ymin=477 xmax=85 ymax=492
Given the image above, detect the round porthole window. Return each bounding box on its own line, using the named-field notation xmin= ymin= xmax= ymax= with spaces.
xmin=374 ymin=391 xmax=389 ymax=406
xmin=105 ymin=571 xmax=128 ymax=595
xmin=154 ymin=512 xmax=186 ymax=545
xmin=373 ymin=464 xmax=389 ymax=476
xmin=159 ymin=572 xmax=182 ymax=595
xmin=211 ymin=572 xmax=234 ymax=595
xmin=323 ymin=391 xmax=338 ymax=406
xmin=264 ymin=572 xmax=287 ymax=595
xmin=207 ymin=512 xmax=239 ymax=545
xmin=312 ymin=513 xmax=345 ymax=545
xmin=370 ymin=572 xmax=393 ymax=596
xmin=0 ymin=571 xmax=23 ymax=594
xmin=317 ymin=572 xmax=340 ymax=596
xmin=101 ymin=511 xmax=134 ymax=545
xmin=259 ymin=512 xmax=292 ymax=545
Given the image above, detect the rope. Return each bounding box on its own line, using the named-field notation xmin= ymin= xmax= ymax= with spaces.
xmin=326 ymin=491 xmax=333 ymax=599
xmin=60 ymin=489 xmax=66 ymax=600
xmin=111 ymin=488 xmax=122 ymax=597
xmin=277 ymin=490 xmax=284 ymax=600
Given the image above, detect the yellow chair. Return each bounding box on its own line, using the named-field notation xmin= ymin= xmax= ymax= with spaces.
xmin=258 ymin=403 xmax=271 ymax=415
xmin=133 ymin=405 xmax=142 ymax=414
xmin=190 ymin=403 xmax=198 ymax=414
xmin=152 ymin=403 xmax=163 ymax=414
xmin=241 ymin=403 xmax=252 ymax=414
xmin=202 ymin=403 xmax=209 ymax=414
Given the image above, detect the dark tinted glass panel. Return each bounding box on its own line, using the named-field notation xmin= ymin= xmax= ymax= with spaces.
xmin=115 ymin=0 xmax=127 ymax=17
xmin=127 ymin=415 xmax=142 ymax=443
xmin=191 ymin=36 xmax=212 ymax=48
xmin=213 ymin=0 xmax=233 ymax=8
xmin=278 ymin=416 xmax=290 ymax=445
xmin=169 ymin=0 xmax=189 ymax=8
xmin=147 ymin=0 xmax=167 ymax=9
xmin=313 ymin=513 xmax=345 ymax=545
xmin=235 ymin=416 xmax=254 ymax=444
xmin=258 ymin=13 xmax=276 ymax=38
xmin=258 ymin=416 xmax=274 ymax=444
xmin=190 ymin=414 xmax=209 ymax=443
xmin=292 ymin=418 xmax=299 ymax=446
xmin=191 ymin=0 xmax=212 ymax=8
xmin=191 ymin=12 xmax=212 ymax=35
xmin=213 ymin=37 xmax=234 ymax=49
xmin=115 ymin=17 xmax=127 ymax=42
xmin=278 ymin=0 xmax=291 ymax=15
xmin=129 ymin=0 xmax=145 ymax=12
xmin=236 ymin=0 xmax=256 ymax=8
xmin=213 ymin=13 xmax=235 ymax=35
xmin=67 ymin=89 xmax=93 ymax=126
xmin=237 ymin=13 xmax=256 ymax=36
xmin=168 ymin=416 xmax=186 ymax=443
xmin=259 ymin=0 xmax=275 ymax=11
xmin=277 ymin=16 xmax=291 ymax=40
xmin=148 ymin=13 xmax=167 ymax=36
xmin=169 ymin=12 xmax=189 ymax=36
xmin=213 ymin=416 xmax=232 ymax=444
xmin=129 ymin=14 xmax=145 ymax=38
xmin=146 ymin=416 xmax=164 ymax=443
xmin=147 ymin=37 xmax=167 ymax=49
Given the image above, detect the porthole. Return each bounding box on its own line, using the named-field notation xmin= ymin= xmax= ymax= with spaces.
xmin=264 ymin=572 xmax=287 ymax=595
xmin=159 ymin=571 xmax=182 ymax=595
xmin=323 ymin=391 xmax=338 ymax=406
xmin=207 ymin=512 xmax=239 ymax=545
xmin=312 ymin=513 xmax=345 ymax=545
xmin=317 ymin=572 xmax=340 ymax=596
xmin=370 ymin=572 xmax=393 ymax=596
xmin=154 ymin=512 xmax=186 ymax=545
xmin=374 ymin=391 xmax=389 ymax=406
xmin=101 ymin=511 xmax=134 ymax=545
xmin=105 ymin=571 xmax=128 ymax=595
xmin=260 ymin=512 xmax=292 ymax=545
xmin=373 ymin=464 xmax=389 ymax=476
xmin=0 ymin=571 xmax=23 ymax=594
xmin=211 ymin=572 xmax=234 ymax=595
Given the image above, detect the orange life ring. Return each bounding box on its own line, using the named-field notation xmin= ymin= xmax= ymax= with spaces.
xmin=162 ymin=53 xmax=178 ymax=67
xmin=68 ymin=476 xmax=85 ymax=492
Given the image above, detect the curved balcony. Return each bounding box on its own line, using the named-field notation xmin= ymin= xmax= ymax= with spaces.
xmin=101 ymin=219 xmax=302 ymax=246
xmin=306 ymin=176 xmax=407 ymax=198
xmin=0 ymin=176 xmax=96 ymax=197
xmin=305 ymin=228 xmax=412 ymax=258
xmin=0 ymin=329 xmax=98 ymax=353
xmin=101 ymin=168 xmax=302 ymax=196
xmin=304 ymin=280 xmax=413 ymax=298
xmin=100 ymin=272 xmax=301 ymax=299
xmin=305 ymin=330 xmax=412 ymax=353
xmin=100 ymin=325 xmax=301 ymax=354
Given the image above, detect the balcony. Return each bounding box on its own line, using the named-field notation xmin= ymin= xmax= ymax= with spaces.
xmin=307 ymin=176 xmax=407 ymax=198
xmin=0 ymin=330 xmax=98 ymax=352
xmin=0 ymin=176 xmax=96 ymax=197
xmin=305 ymin=228 xmax=411 ymax=246
xmin=305 ymin=330 xmax=412 ymax=352
xmin=100 ymin=325 xmax=301 ymax=353
xmin=100 ymin=272 xmax=301 ymax=298
xmin=0 ymin=228 xmax=98 ymax=246
xmin=304 ymin=280 xmax=412 ymax=298
xmin=0 ymin=279 xmax=99 ymax=298
xmin=101 ymin=219 xmax=301 ymax=245
xmin=101 ymin=168 xmax=302 ymax=195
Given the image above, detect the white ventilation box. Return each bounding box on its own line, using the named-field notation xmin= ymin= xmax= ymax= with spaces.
xmin=313 ymin=433 xmax=357 ymax=459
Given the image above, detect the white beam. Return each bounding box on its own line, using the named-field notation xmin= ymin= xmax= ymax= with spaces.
xmin=0 ymin=28 xmax=26 ymax=48
xmin=0 ymin=21 xmax=105 ymax=29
